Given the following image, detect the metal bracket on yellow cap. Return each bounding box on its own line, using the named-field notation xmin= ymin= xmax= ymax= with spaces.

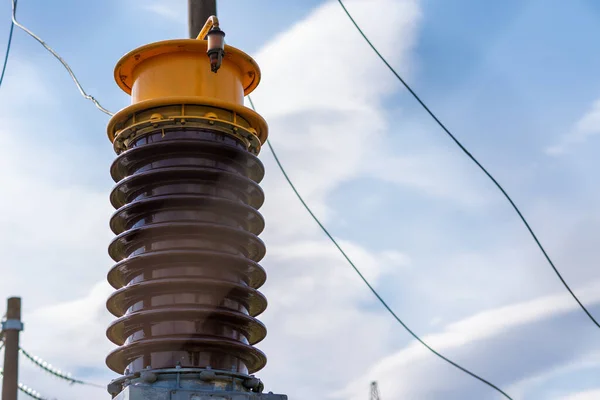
xmin=112 ymin=103 xmax=261 ymax=155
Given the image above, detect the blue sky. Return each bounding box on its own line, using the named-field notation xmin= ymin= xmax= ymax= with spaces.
xmin=3 ymin=0 xmax=600 ymax=399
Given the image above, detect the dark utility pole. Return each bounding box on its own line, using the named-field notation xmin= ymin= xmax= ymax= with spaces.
xmin=2 ymin=297 xmax=23 ymax=400
xmin=188 ymin=0 xmax=217 ymax=38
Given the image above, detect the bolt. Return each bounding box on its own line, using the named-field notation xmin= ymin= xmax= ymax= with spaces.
xmin=140 ymin=370 xmax=158 ymax=383
xmin=199 ymin=369 xmax=217 ymax=381
xmin=107 ymin=382 xmax=121 ymax=396
xmin=243 ymin=377 xmax=260 ymax=391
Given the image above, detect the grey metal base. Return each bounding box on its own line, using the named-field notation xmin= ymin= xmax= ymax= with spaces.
xmin=113 ymin=386 xmax=288 ymax=400
xmin=108 ymin=368 xmax=287 ymax=400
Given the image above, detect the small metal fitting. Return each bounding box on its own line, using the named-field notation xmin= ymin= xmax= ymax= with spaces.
xmin=243 ymin=377 xmax=262 ymax=392
xmin=140 ymin=370 xmax=158 ymax=383
xmin=199 ymin=369 xmax=217 ymax=381
xmin=107 ymin=381 xmax=121 ymax=396
xmin=1 ymin=319 xmax=23 ymax=331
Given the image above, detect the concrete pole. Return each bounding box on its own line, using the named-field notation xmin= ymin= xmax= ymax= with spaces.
xmin=2 ymin=297 xmax=23 ymax=400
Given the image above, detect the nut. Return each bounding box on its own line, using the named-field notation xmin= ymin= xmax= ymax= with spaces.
xmin=199 ymin=370 xmax=217 ymax=381
xmin=140 ymin=370 xmax=158 ymax=383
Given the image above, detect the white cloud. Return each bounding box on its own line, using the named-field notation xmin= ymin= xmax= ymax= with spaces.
xmin=16 ymin=281 xmax=116 ymax=399
xmin=24 ymin=280 xmax=115 ymax=370
xmin=546 ymin=98 xmax=600 ymax=155
xmin=251 ymin=0 xmax=419 ymax=116
xmin=335 ymin=283 xmax=600 ymax=399
xmin=508 ymin=354 xmax=600 ymax=399
xmin=140 ymin=1 xmax=184 ymax=22
xmin=366 ymin=149 xmax=489 ymax=206
xmin=562 ymin=389 xmax=600 ymax=400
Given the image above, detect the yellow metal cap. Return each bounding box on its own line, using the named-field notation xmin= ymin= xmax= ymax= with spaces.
xmin=114 ymin=39 xmax=260 ymax=104
xmin=108 ymin=39 xmax=268 ymax=145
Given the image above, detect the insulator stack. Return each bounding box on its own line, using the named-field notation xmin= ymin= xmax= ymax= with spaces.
xmin=104 ymin=38 xmax=270 ymax=379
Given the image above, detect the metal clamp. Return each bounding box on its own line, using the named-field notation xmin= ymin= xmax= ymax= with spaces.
xmin=1 ymin=319 xmax=24 ymax=332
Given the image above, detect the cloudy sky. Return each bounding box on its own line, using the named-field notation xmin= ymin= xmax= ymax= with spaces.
xmin=2 ymin=0 xmax=600 ymax=398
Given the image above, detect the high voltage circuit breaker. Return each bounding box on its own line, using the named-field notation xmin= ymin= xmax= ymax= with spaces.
xmin=103 ymin=8 xmax=287 ymax=400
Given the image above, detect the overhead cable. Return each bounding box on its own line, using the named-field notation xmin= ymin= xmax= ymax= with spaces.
xmin=19 ymin=347 xmax=104 ymax=389
xmin=247 ymin=96 xmax=513 ymax=400
xmin=0 ymin=343 xmax=48 ymax=400
xmin=9 ymin=0 xmax=114 ymax=115
xmin=336 ymin=0 xmax=600 ymax=330
xmin=0 ymin=0 xmax=16 ymax=87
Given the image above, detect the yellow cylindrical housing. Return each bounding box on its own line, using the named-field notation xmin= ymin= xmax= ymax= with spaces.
xmin=107 ymin=39 xmax=268 ymax=154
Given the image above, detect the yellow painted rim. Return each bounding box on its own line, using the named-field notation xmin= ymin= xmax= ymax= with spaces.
xmin=107 ymin=96 xmax=268 ymax=144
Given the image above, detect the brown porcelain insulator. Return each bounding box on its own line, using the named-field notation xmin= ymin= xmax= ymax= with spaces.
xmin=105 ymin=127 xmax=268 ymax=376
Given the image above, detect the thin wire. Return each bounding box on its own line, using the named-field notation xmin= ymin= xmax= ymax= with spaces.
xmin=15 ymin=379 xmax=47 ymax=400
xmin=10 ymin=0 xmax=114 ymax=116
xmin=247 ymin=96 xmax=513 ymax=400
xmin=0 ymin=0 xmax=16 ymax=87
xmin=19 ymin=347 xmax=104 ymax=389
xmin=336 ymin=0 xmax=600 ymax=330
xmin=0 ymin=343 xmax=47 ymax=400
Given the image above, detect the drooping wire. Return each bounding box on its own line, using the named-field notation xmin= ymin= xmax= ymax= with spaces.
xmin=0 ymin=0 xmax=16 ymax=88
xmin=15 ymin=378 xmax=47 ymax=400
xmin=19 ymin=347 xmax=104 ymax=389
xmin=247 ymin=96 xmax=513 ymax=400
xmin=0 ymin=342 xmax=48 ymax=400
xmin=336 ymin=0 xmax=600 ymax=330
xmin=9 ymin=0 xmax=114 ymax=115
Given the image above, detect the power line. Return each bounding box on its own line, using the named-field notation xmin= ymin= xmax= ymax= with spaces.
xmin=19 ymin=347 xmax=104 ymax=389
xmin=9 ymin=0 xmax=113 ymax=115
xmin=335 ymin=0 xmax=600 ymax=330
xmin=0 ymin=342 xmax=48 ymax=400
xmin=14 ymin=379 xmax=46 ymax=400
xmin=0 ymin=0 xmax=16 ymax=88
xmin=247 ymin=96 xmax=513 ymax=400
